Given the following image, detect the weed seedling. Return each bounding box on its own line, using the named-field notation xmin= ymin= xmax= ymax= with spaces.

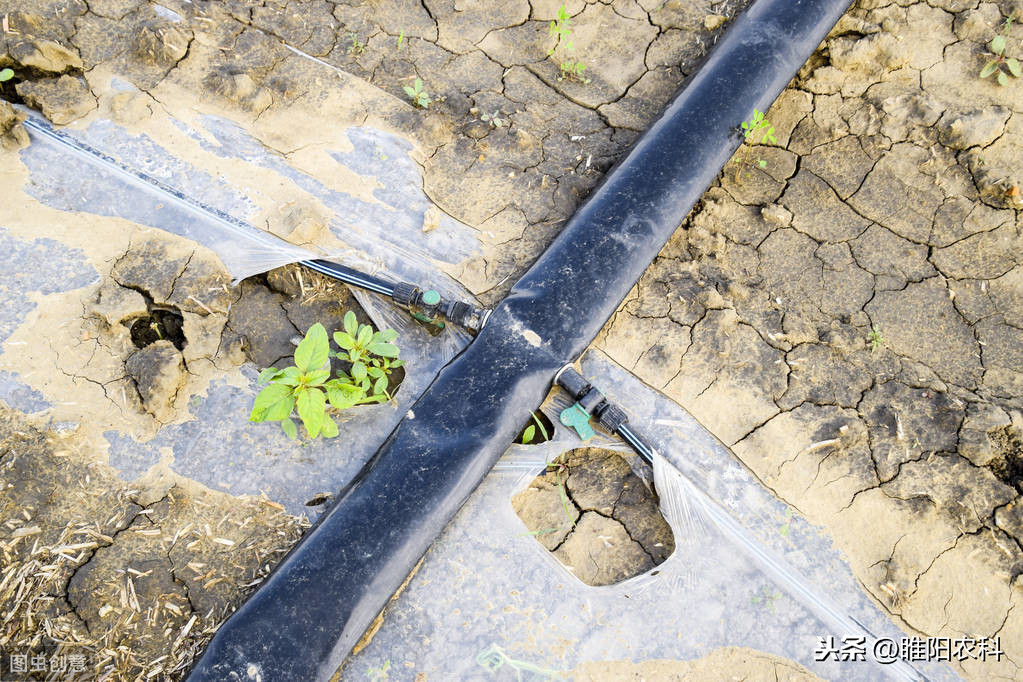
xmin=734 ymin=108 xmax=777 ymax=182
xmin=480 ymin=110 xmax=506 ymax=128
xmin=867 ymin=326 xmax=884 ymax=353
xmin=0 ymin=68 xmax=12 ymax=83
xmin=751 ymin=585 xmax=782 ymax=612
xmin=250 ymin=315 xmax=402 ymax=439
xmin=396 ymin=30 xmax=405 ymax=51
xmin=980 ymin=12 xmax=1020 ymax=86
xmin=403 ymin=77 xmax=432 ymax=109
xmin=520 ymin=411 xmax=549 ymax=444
xmin=548 ymin=4 xmax=591 ymax=84
xmin=347 ymin=32 xmax=364 ymax=55
xmin=778 ymin=508 xmax=793 ymax=538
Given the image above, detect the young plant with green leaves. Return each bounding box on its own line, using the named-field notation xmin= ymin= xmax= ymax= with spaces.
xmin=867 ymin=325 xmax=884 ymax=353
xmin=0 ymin=68 xmax=13 ymax=84
xmin=980 ymin=12 xmax=1020 ymax=86
xmin=518 ymin=411 xmax=549 ymax=444
xmin=734 ymin=108 xmax=777 ymax=181
xmin=249 ymin=316 xmax=402 ymax=440
xmin=547 ymin=4 xmax=591 ymax=84
xmin=403 ymin=77 xmax=432 ymax=108
xmin=480 ymin=110 xmax=506 ymax=128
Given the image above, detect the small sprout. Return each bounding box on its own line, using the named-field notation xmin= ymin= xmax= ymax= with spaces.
xmin=403 ymin=77 xmax=432 ymax=109
xmin=778 ymin=508 xmax=793 ymax=537
xmin=751 ymin=585 xmax=782 ymax=611
xmin=347 ymin=32 xmax=364 ymax=55
xmin=867 ymin=326 xmax=884 ymax=353
xmin=734 ymin=108 xmax=777 ymax=181
xmin=0 ymin=68 xmax=13 ymax=83
xmin=980 ymin=12 xmax=1019 ymax=86
xmin=518 ymin=411 xmax=549 ymax=444
xmin=396 ymin=30 xmax=405 ymax=50
xmin=480 ymin=110 xmax=505 ymax=128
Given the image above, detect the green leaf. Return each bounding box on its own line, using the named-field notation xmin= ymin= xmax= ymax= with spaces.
xmin=304 ymin=368 xmax=331 ymax=386
xmin=258 ymin=367 xmax=285 ymax=383
xmin=0 ymin=68 xmax=13 ymax=82
xmin=998 ymin=71 xmax=1009 ymax=86
xmin=373 ymin=376 xmax=387 ymax=395
xmin=278 ymin=367 xmax=303 ymax=387
xmin=522 ymin=425 xmax=535 ymax=444
xmin=981 ymin=60 xmax=1000 ymax=78
xmin=1007 ymin=58 xmax=1022 ymax=77
xmin=281 ymin=418 xmax=298 ymax=439
xmin=351 ymin=362 xmax=367 ymax=382
xmin=758 ymin=159 xmax=767 ymax=168
xmin=296 ymin=387 xmax=326 ymax=438
xmin=990 ymin=35 xmax=1006 ymax=55
xmin=294 ymin=323 xmax=329 ymax=373
xmin=391 ymin=359 xmax=404 ymax=368
xmin=414 ymin=77 xmax=423 ymax=92
xmin=327 ymin=385 xmax=361 ymax=410
xmin=377 ymin=329 xmax=398 ymax=343
xmin=333 ymin=331 xmax=356 ymax=350
xmin=357 ymin=325 xmax=373 ymax=347
xmin=403 ymin=85 xmax=416 ymax=98
xmin=320 ymin=415 xmax=339 ymax=438
xmin=344 ymin=311 xmax=358 ymax=336
xmin=250 ymin=383 xmax=295 ymax=422
xmin=367 ymin=366 xmax=385 ymax=378
xmin=368 ymin=342 xmax=400 ymax=358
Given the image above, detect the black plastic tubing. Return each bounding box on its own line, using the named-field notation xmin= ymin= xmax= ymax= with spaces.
xmin=187 ymin=1 xmax=853 ymax=679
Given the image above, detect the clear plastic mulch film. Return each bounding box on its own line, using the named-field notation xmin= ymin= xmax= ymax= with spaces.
xmin=16 ymin=105 xmax=472 ymax=514
xmin=345 ymin=351 xmax=956 ymax=681
xmin=15 ymin=103 xmax=954 ymax=679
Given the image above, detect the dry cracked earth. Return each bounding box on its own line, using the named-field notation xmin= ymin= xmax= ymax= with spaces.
xmin=1 ymin=0 xmax=1023 ymax=679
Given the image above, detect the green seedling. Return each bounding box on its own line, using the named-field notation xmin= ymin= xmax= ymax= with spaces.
xmin=250 ymin=316 xmax=401 ymax=439
xmin=778 ymin=508 xmax=794 ymax=537
xmin=548 ymin=5 xmax=591 ymax=84
xmin=980 ymin=12 xmax=1020 ymax=86
xmin=520 ymin=411 xmax=549 ymax=444
xmin=0 ymin=68 xmax=13 ymax=83
xmin=546 ymin=455 xmax=576 ymax=527
xmin=331 ymin=310 xmax=403 ymax=399
xmin=735 ymin=108 xmax=777 ymax=181
xmin=347 ymin=32 xmax=364 ymax=55
xmin=751 ymin=585 xmax=782 ymax=612
xmin=403 ymin=77 xmax=432 ymax=108
xmin=867 ymin=325 xmax=884 ymax=353
xmin=560 ymin=58 xmax=590 ymax=83
xmin=367 ymin=659 xmax=391 ymax=682
xmin=396 ymin=30 xmax=405 ymax=50
xmin=480 ymin=110 xmax=505 ymax=128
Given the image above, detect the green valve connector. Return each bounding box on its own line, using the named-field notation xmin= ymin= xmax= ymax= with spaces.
xmin=422 ymin=289 xmax=441 ymax=306
xmin=559 ymin=403 xmax=595 ymax=441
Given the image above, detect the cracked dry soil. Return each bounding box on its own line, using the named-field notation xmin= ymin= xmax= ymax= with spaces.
xmin=2 ymin=0 xmax=1023 ymax=679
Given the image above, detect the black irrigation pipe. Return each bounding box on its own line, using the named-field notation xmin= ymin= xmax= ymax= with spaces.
xmin=187 ymin=0 xmax=854 ymax=679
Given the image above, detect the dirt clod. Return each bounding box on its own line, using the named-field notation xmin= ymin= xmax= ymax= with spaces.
xmin=125 ymin=339 xmax=185 ymax=421
xmin=15 ymin=74 xmax=96 ymax=125
xmin=513 ymin=447 xmax=674 ymax=586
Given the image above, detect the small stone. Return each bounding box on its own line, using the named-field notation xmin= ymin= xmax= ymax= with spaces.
xmin=422 ymin=205 xmax=441 ymax=233
xmin=703 ymin=14 xmax=727 ymax=31
xmin=761 ymin=203 xmax=792 ymax=227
